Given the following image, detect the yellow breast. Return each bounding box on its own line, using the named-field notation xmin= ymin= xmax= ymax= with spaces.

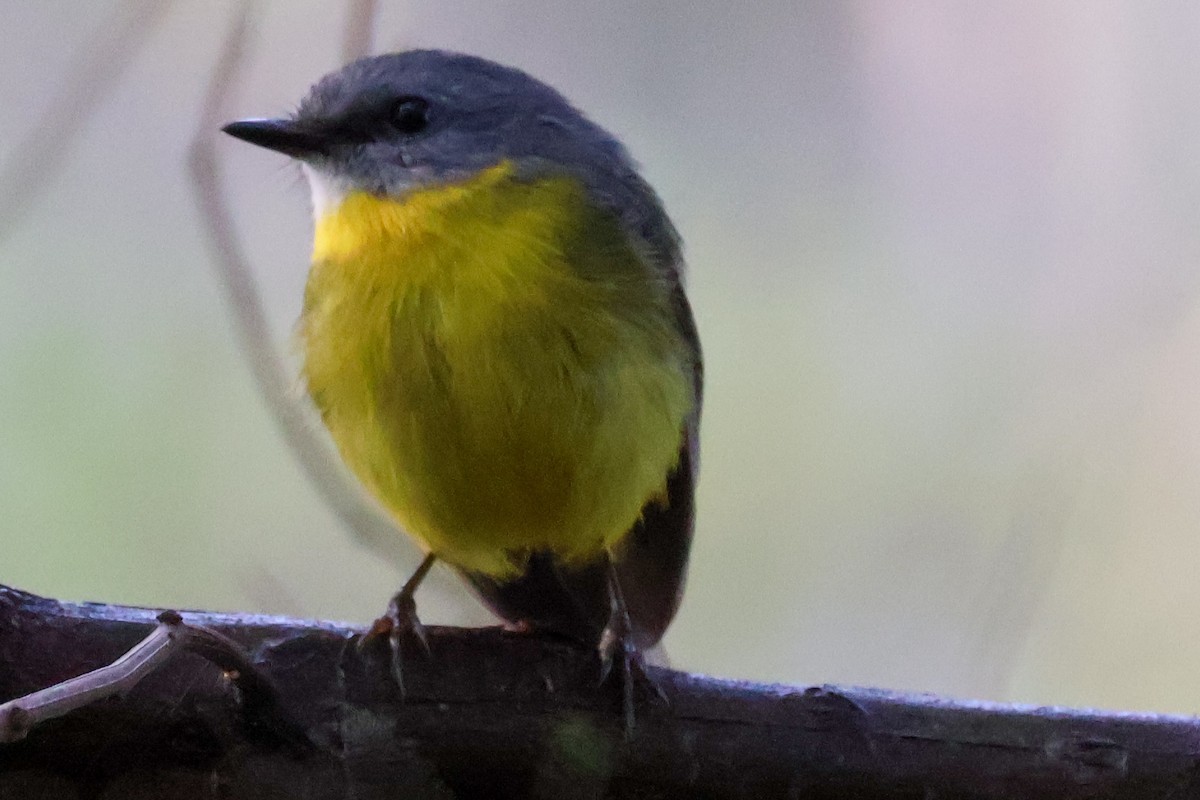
xmin=300 ymin=162 xmax=694 ymax=578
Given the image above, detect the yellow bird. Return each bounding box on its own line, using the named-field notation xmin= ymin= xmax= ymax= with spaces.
xmin=223 ymin=50 xmax=702 ymax=715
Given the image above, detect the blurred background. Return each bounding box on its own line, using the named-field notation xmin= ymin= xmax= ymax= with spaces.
xmin=4 ymin=1 xmax=1200 ymax=714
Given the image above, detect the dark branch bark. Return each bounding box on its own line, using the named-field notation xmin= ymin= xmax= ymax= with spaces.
xmin=1 ymin=585 xmax=1198 ymax=799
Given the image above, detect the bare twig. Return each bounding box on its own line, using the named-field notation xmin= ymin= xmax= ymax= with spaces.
xmin=0 ymin=614 xmax=176 ymax=743
xmin=0 ymin=609 xmax=303 ymax=750
xmin=0 ymin=0 xmax=171 ymax=241
xmin=187 ymin=2 xmax=409 ymax=563
xmin=342 ymin=0 xmax=379 ymax=62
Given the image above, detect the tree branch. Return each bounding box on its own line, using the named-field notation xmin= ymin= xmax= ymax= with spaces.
xmin=1 ymin=585 xmax=1198 ymax=799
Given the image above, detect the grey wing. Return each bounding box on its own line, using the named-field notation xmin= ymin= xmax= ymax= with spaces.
xmin=612 ymin=281 xmax=701 ymax=647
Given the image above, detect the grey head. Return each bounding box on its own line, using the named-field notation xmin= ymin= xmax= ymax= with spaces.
xmin=223 ymin=49 xmax=680 ymax=269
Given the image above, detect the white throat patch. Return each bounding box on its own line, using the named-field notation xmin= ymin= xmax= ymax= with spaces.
xmin=301 ymin=164 xmax=350 ymax=221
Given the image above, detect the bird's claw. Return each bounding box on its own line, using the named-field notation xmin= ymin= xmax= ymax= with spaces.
xmin=360 ymin=590 xmax=431 ymax=695
xmin=598 ymin=626 xmax=668 ymax=737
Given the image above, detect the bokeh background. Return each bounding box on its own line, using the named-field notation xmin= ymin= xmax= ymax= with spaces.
xmin=4 ymin=1 xmax=1200 ymax=714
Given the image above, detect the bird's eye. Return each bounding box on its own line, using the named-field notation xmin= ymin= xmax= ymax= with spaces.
xmin=390 ymin=96 xmax=430 ymax=134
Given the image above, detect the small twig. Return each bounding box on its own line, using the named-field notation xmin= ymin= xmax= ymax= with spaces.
xmin=0 ymin=610 xmax=299 ymax=747
xmin=0 ymin=612 xmax=177 ymax=743
xmin=0 ymin=0 xmax=171 ymax=242
xmin=342 ymin=0 xmax=379 ymax=62
xmin=187 ymin=2 xmax=409 ymax=564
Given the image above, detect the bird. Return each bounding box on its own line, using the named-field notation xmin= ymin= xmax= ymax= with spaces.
xmin=223 ymin=49 xmax=701 ymax=729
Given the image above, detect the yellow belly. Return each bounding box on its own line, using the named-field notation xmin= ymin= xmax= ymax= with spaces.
xmin=300 ymin=163 xmax=694 ymax=579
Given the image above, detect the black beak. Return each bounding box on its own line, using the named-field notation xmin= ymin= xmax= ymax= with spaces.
xmin=221 ymin=118 xmax=331 ymax=158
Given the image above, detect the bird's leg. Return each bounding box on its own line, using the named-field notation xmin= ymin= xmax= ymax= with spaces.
xmin=362 ymin=552 xmax=437 ymax=695
xmin=598 ymin=560 xmax=668 ymax=737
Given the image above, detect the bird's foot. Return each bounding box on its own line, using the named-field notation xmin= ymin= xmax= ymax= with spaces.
xmin=598 ymin=623 xmax=668 ymax=738
xmin=360 ymin=590 xmax=431 ymax=696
